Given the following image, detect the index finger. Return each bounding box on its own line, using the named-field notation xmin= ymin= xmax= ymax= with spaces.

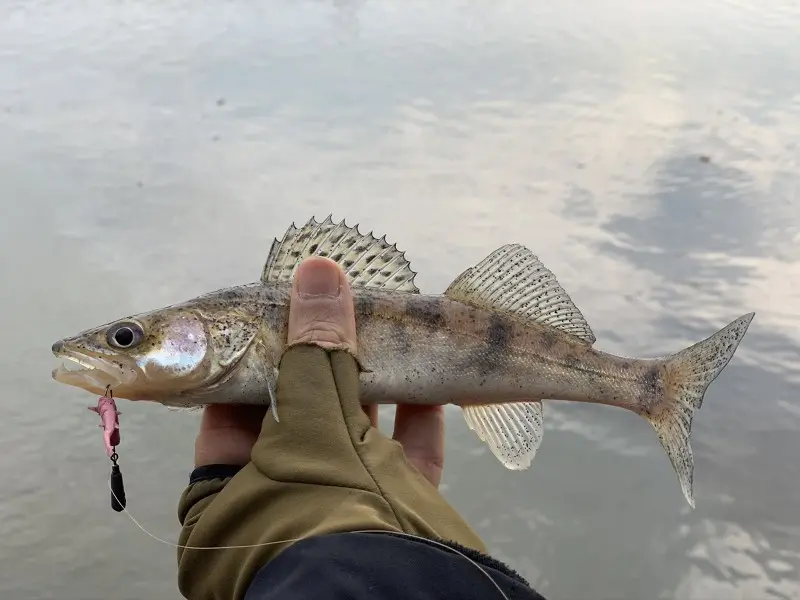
xmin=392 ymin=404 xmax=445 ymax=488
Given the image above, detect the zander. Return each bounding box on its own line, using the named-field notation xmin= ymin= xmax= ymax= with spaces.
xmin=52 ymin=216 xmax=755 ymax=508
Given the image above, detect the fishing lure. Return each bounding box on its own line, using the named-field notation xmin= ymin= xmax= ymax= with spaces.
xmin=89 ymin=387 xmax=126 ymax=512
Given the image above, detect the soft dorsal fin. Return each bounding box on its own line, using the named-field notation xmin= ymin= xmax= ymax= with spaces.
xmin=444 ymin=244 xmax=595 ymax=345
xmin=261 ymin=216 xmax=420 ymax=293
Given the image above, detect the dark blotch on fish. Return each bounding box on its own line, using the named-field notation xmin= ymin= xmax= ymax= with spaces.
xmin=475 ymin=314 xmax=512 ymax=376
xmin=639 ymin=365 xmax=662 ymax=414
xmin=486 ymin=314 xmax=511 ymax=355
xmin=392 ymin=321 xmax=411 ymax=355
xmin=562 ymin=353 xmax=583 ymax=370
xmin=405 ymin=297 xmax=445 ymax=330
xmin=354 ymin=294 xmax=376 ymax=318
xmin=539 ymin=328 xmax=559 ymax=350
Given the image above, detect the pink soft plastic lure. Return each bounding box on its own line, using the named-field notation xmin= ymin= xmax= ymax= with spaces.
xmin=89 ymin=391 xmax=120 ymax=457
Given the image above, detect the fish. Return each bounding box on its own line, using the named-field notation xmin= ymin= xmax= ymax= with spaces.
xmin=52 ymin=215 xmax=755 ymax=507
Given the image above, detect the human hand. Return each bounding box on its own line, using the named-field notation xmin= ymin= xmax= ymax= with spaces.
xmin=179 ymin=256 xmax=485 ymax=597
xmin=193 ymin=256 xmax=445 ymax=488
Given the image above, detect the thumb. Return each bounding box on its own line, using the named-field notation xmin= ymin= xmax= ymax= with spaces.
xmin=287 ymin=257 xmax=357 ymax=354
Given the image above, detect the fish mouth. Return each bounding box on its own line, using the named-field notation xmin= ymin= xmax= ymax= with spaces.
xmin=52 ymin=347 xmax=137 ymax=391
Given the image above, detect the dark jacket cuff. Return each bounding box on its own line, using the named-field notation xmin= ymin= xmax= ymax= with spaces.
xmin=189 ymin=463 xmax=244 ymax=485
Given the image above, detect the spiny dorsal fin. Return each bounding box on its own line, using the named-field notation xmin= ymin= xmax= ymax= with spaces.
xmin=463 ymin=401 xmax=545 ymax=470
xmin=445 ymin=244 xmax=595 ymax=345
xmin=261 ymin=215 xmax=420 ymax=293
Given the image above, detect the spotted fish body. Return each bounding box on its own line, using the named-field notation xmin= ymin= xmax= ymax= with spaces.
xmin=52 ymin=216 xmax=755 ymax=508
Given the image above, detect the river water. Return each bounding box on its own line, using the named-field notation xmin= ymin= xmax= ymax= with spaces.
xmin=1 ymin=1 xmax=798 ymax=598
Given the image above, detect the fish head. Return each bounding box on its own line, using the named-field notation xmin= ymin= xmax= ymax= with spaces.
xmin=51 ymin=304 xmax=261 ymax=401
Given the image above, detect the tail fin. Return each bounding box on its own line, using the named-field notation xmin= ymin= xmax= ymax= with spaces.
xmin=648 ymin=312 xmax=755 ymax=508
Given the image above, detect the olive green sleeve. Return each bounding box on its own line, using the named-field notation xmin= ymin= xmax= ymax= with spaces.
xmin=177 ymin=345 xmax=486 ymax=600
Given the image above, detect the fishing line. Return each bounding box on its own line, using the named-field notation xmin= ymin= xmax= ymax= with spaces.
xmin=106 ymin=478 xmax=511 ymax=600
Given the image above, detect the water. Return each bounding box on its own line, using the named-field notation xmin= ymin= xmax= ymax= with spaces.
xmin=1 ymin=1 xmax=798 ymax=598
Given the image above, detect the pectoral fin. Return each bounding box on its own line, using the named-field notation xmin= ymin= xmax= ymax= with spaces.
xmin=268 ymin=368 xmax=279 ymax=423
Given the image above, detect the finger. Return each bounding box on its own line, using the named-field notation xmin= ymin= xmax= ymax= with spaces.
xmin=362 ymin=404 xmax=379 ymax=427
xmin=195 ymin=405 xmax=268 ymax=468
xmin=199 ymin=404 xmax=268 ymax=436
xmin=287 ymin=257 xmax=357 ymax=353
xmin=392 ymin=404 xmax=445 ymax=488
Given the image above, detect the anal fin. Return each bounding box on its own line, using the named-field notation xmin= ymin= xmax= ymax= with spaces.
xmin=462 ymin=401 xmax=544 ymax=470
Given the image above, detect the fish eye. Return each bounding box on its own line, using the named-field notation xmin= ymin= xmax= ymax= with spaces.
xmin=107 ymin=322 xmax=144 ymax=349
